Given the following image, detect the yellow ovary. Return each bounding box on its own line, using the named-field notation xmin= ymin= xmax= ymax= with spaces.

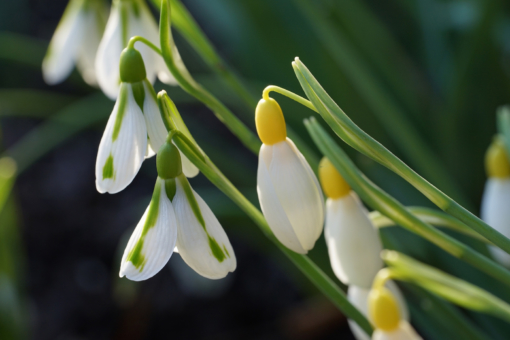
xmin=255 ymin=98 xmax=287 ymax=145
xmin=486 ymin=138 xmax=510 ymax=178
xmin=369 ymin=287 xmax=401 ymax=332
xmin=318 ymin=157 xmax=350 ymax=199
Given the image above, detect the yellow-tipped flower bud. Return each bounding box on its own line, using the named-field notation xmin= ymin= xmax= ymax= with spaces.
xmin=255 ymin=98 xmax=287 ymax=145
xmin=485 ymin=138 xmax=510 ymax=178
xmin=369 ymin=287 xmax=401 ymax=332
xmin=319 ymin=157 xmax=351 ymax=199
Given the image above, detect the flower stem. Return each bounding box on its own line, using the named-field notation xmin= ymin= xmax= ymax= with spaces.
xmin=127 ymin=36 xmax=162 ymax=56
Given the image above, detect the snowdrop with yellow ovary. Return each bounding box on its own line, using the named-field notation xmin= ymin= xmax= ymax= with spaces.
xmin=255 ymin=96 xmax=324 ymax=254
xmin=120 ymin=138 xmax=236 ymax=280
xmin=95 ymin=45 xmax=196 ymax=194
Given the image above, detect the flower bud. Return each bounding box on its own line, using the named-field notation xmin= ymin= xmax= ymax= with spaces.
xmin=119 ymin=47 xmax=147 ymax=83
xmin=255 ymin=98 xmax=287 ymax=145
xmin=369 ymin=287 xmax=401 ymax=332
xmin=157 ymin=142 xmax=182 ymax=179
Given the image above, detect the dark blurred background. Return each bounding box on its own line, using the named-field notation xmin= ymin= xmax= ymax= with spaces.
xmin=2 ymin=0 xmax=510 ymax=339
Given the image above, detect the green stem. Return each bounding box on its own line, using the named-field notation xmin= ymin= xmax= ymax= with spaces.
xmin=305 ymin=117 xmax=510 ymax=287
xmin=292 ymin=59 xmax=510 ymax=256
xmin=128 ymin=36 xmax=162 ymax=55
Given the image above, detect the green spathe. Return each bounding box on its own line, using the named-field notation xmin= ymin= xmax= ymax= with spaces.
xmin=119 ymin=47 xmax=146 ymax=83
xmin=157 ymin=142 xmax=182 ymax=179
xmin=126 ymin=179 xmax=162 ymax=270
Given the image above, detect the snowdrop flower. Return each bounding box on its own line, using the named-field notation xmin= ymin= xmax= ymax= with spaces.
xmin=318 ymin=157 xmax=383 ymax=287
xmin=368 ymin=286 xmax=421 ymax=340
xmin=120 ymin=141 xmax=236 ymax=280
xmin=481 ymin=138 xmax=510 ymax=266
xmin=348 ymin=283 xmax=409 ymax=340
xmin=255 ymin=97 xmax=324 ymax=254
xmin=95 ymin=0 xmax=177 ymax=99
xmin=95 ymin=46 xmax=195 ymax=194
xmin=43 ymin=0 xmax=107 ymax=86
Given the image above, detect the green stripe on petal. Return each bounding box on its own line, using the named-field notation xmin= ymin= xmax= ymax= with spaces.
xmin=102 ymin=154 xmax=115 ymax=180
xmin=126 ymin=179 xmax=162 ymax=270
xmin=112 ymin=84 xmax=129 ymax=141
xmin=177 ymin=174 xmax=206 ymax=229
xmin=208 ymin=235 xmax=226 ymax=263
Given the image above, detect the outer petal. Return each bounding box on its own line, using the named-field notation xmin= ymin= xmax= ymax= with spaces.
xmin=481 ymin=178 xmax=510 ymax=266
xmin=120 ymin=178 xmax=178 ymax=281
xmin=95 ymin=5 xmax=123 ymax=99
xmin=42 ymin=0 xmax=85 ymax=85
xmin=142 ymin=80 xmax=167 ymax=155
xmin=76 ymin=6 xmax=105 ymax=86
xmin=95 ymin=83 xmax=147 ymax=193
xmin=257 ymin=144 xmax=306 ymax=254
xmin=173 ymin=177 xmax=236 ymax=279
xmin=372 ymin=321 xmax=422 ymax=340
xmin=257 ymin=139 xmax=324 ymax=253
xmin=348 ymin=283 xmax=410 ymax=340
xmin=180 ymin=149 xmax=200 ymax=178
xmin=325 ymin=194 xmax=383 ymax=287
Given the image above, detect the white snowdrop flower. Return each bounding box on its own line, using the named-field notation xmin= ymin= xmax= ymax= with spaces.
xmin=255 ymin=97 xmax=324 ymax=254
xmin=120 ymin=177 xmax=178 ymax=281
xmin=95 ymin=0 xmax=177 ymax=99
xmin=348 ymin=283 xmax=409 ymax=340
xmin=318 ymin=157 xmax=383 ymax=287
xmin=96 ymin=47 xmax=195 ymax=194
xmin=369 ymin=287 xmax=422 ymax=340
xmin=42 ymin=0 xmax=107 ymax=86
xmin=481 ymin=138 xmax=510 ymax=266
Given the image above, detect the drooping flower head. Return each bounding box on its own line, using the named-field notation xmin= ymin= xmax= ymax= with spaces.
xmin=318 ymin=157 xmax=383 ymax=287
xmin=120 ymin=139 xmax=236 ymax=280
xmin=95 ymin=0 xmax=176 ymax=99
xmin=95 ymin=46 xmax=195 ymax=194
xmin=255 ymin=97 xmax=324 ymax=254
xmin=43 ymin=0 xmax=107 ymax=86
xmin=481 ymin=137 xmax=510 ymax=266
xmin=368 ymin=287 xmax=421 ymax=340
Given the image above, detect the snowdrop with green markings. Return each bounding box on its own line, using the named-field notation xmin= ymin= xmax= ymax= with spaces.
xmin=43 ymin=0 xmax=107 ymax=86
xmin=95 ymin=0 xmax=176 ymax=99
xmin=120 ymin=140 xmax=236 ymax=280
xmin=95 ymin=45 xmax=195 ymax=194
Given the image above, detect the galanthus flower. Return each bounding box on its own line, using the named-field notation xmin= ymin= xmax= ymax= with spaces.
xmin=318 ymin=157 xmax=383 ymax=287
xmin=95 ymin=0 xmax=176 ymax=99
xmin=481 ymin=138 xmax=510 ymax=266
xmin=95 ymin=46 xmax=196 ymax=194
xmin=368 ymin=286 xmax=421 ymax=340
xmin=255 ymin=97 xmax=324 ymax=254
xmin=348 ymin=283 xmax=409 ymax=340
xmin=43 ymin=0 xmax=107 ymax=86
xmin=120 ymin=141 xmax=236 ymax=280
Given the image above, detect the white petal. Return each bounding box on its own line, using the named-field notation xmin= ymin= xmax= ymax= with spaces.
xmin=76 ymin=8 xmax=104 ymax=86
xmin=95 ymin=5 xmax=123 ymax=99
xmin=42 ymin=1 xmax=85 ymax=85
xmin=180 ymin=149 xmax=200 ymax=178
xmin=348 ymin=283 xmax=409 ymax=340
xmin=481 ymin=178 xmax=510 ymax=266
xmin=257 ymin=139 xmax=324 ymax=252
xmin=173 ymin=177 xmax=236 ymax=279
xmin=257 ymin=144 xmax=306 ymax=254
xmin=372 ymin=321 xmax=422 ymax=340
xmin=325 ymin=194 xmax=383 ymax=287
xmin=142 ymin=80 xmax=168 ymax=154
xmin=120 ymin=178 xmax=178 ymax=281
xmin=95 ymin=84 xmax=147 ymax=194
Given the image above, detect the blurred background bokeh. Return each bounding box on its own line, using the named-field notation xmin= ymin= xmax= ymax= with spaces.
xmin=2 ymin=0 xmax=510 ymax=339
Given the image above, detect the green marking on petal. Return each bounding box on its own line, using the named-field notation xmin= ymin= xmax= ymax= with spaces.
xmin=126 ymin=180 xmax=162 ymax=270
xmin=132 ymin=0 xmax=140 ymax=18
xmin=120 ymin=2 xmax=129 ymax=46
xmin=112 ymin=84 xmax=129 ymax=141
xmin=223 ymin=245 xmax=230 ymax=258
xmin=102 ymin=154 xmax=115 ymax=179
xmin=131 ymin=81 xmax=145 ymax=112
xmin=165 ymin=178 xmax=177 ymax=201
xmin=177 ymin=174 xmax=206 ymax=229
xmin=144 ymin=79 xmax=157 ymax=101
xmin=208 ymin=235 xmax=226 ymax=263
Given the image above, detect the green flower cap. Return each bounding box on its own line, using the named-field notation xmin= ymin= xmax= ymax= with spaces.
xmin=119 ymin=47 xmax=146 ymax=83
xmin=157 ymin=142 xmax=182 ymax=179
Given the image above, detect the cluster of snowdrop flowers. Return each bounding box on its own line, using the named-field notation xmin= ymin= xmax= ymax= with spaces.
xmin=95 ymin=45 xmax=197 ymax=194
xmin=255 ymin=97 xmax=325 ymax=254
xmin=368 ymin=286 xmax=421 ymax=340
xmin=120 ymin=139 xmax=236 ymax=280
xmin=481 ymin=138 xmax=510 ymax=266
xmin=43 ymin=0 xmax=176 ymax=97
xmin=318 ymin=158 xmax=409 ymax=340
